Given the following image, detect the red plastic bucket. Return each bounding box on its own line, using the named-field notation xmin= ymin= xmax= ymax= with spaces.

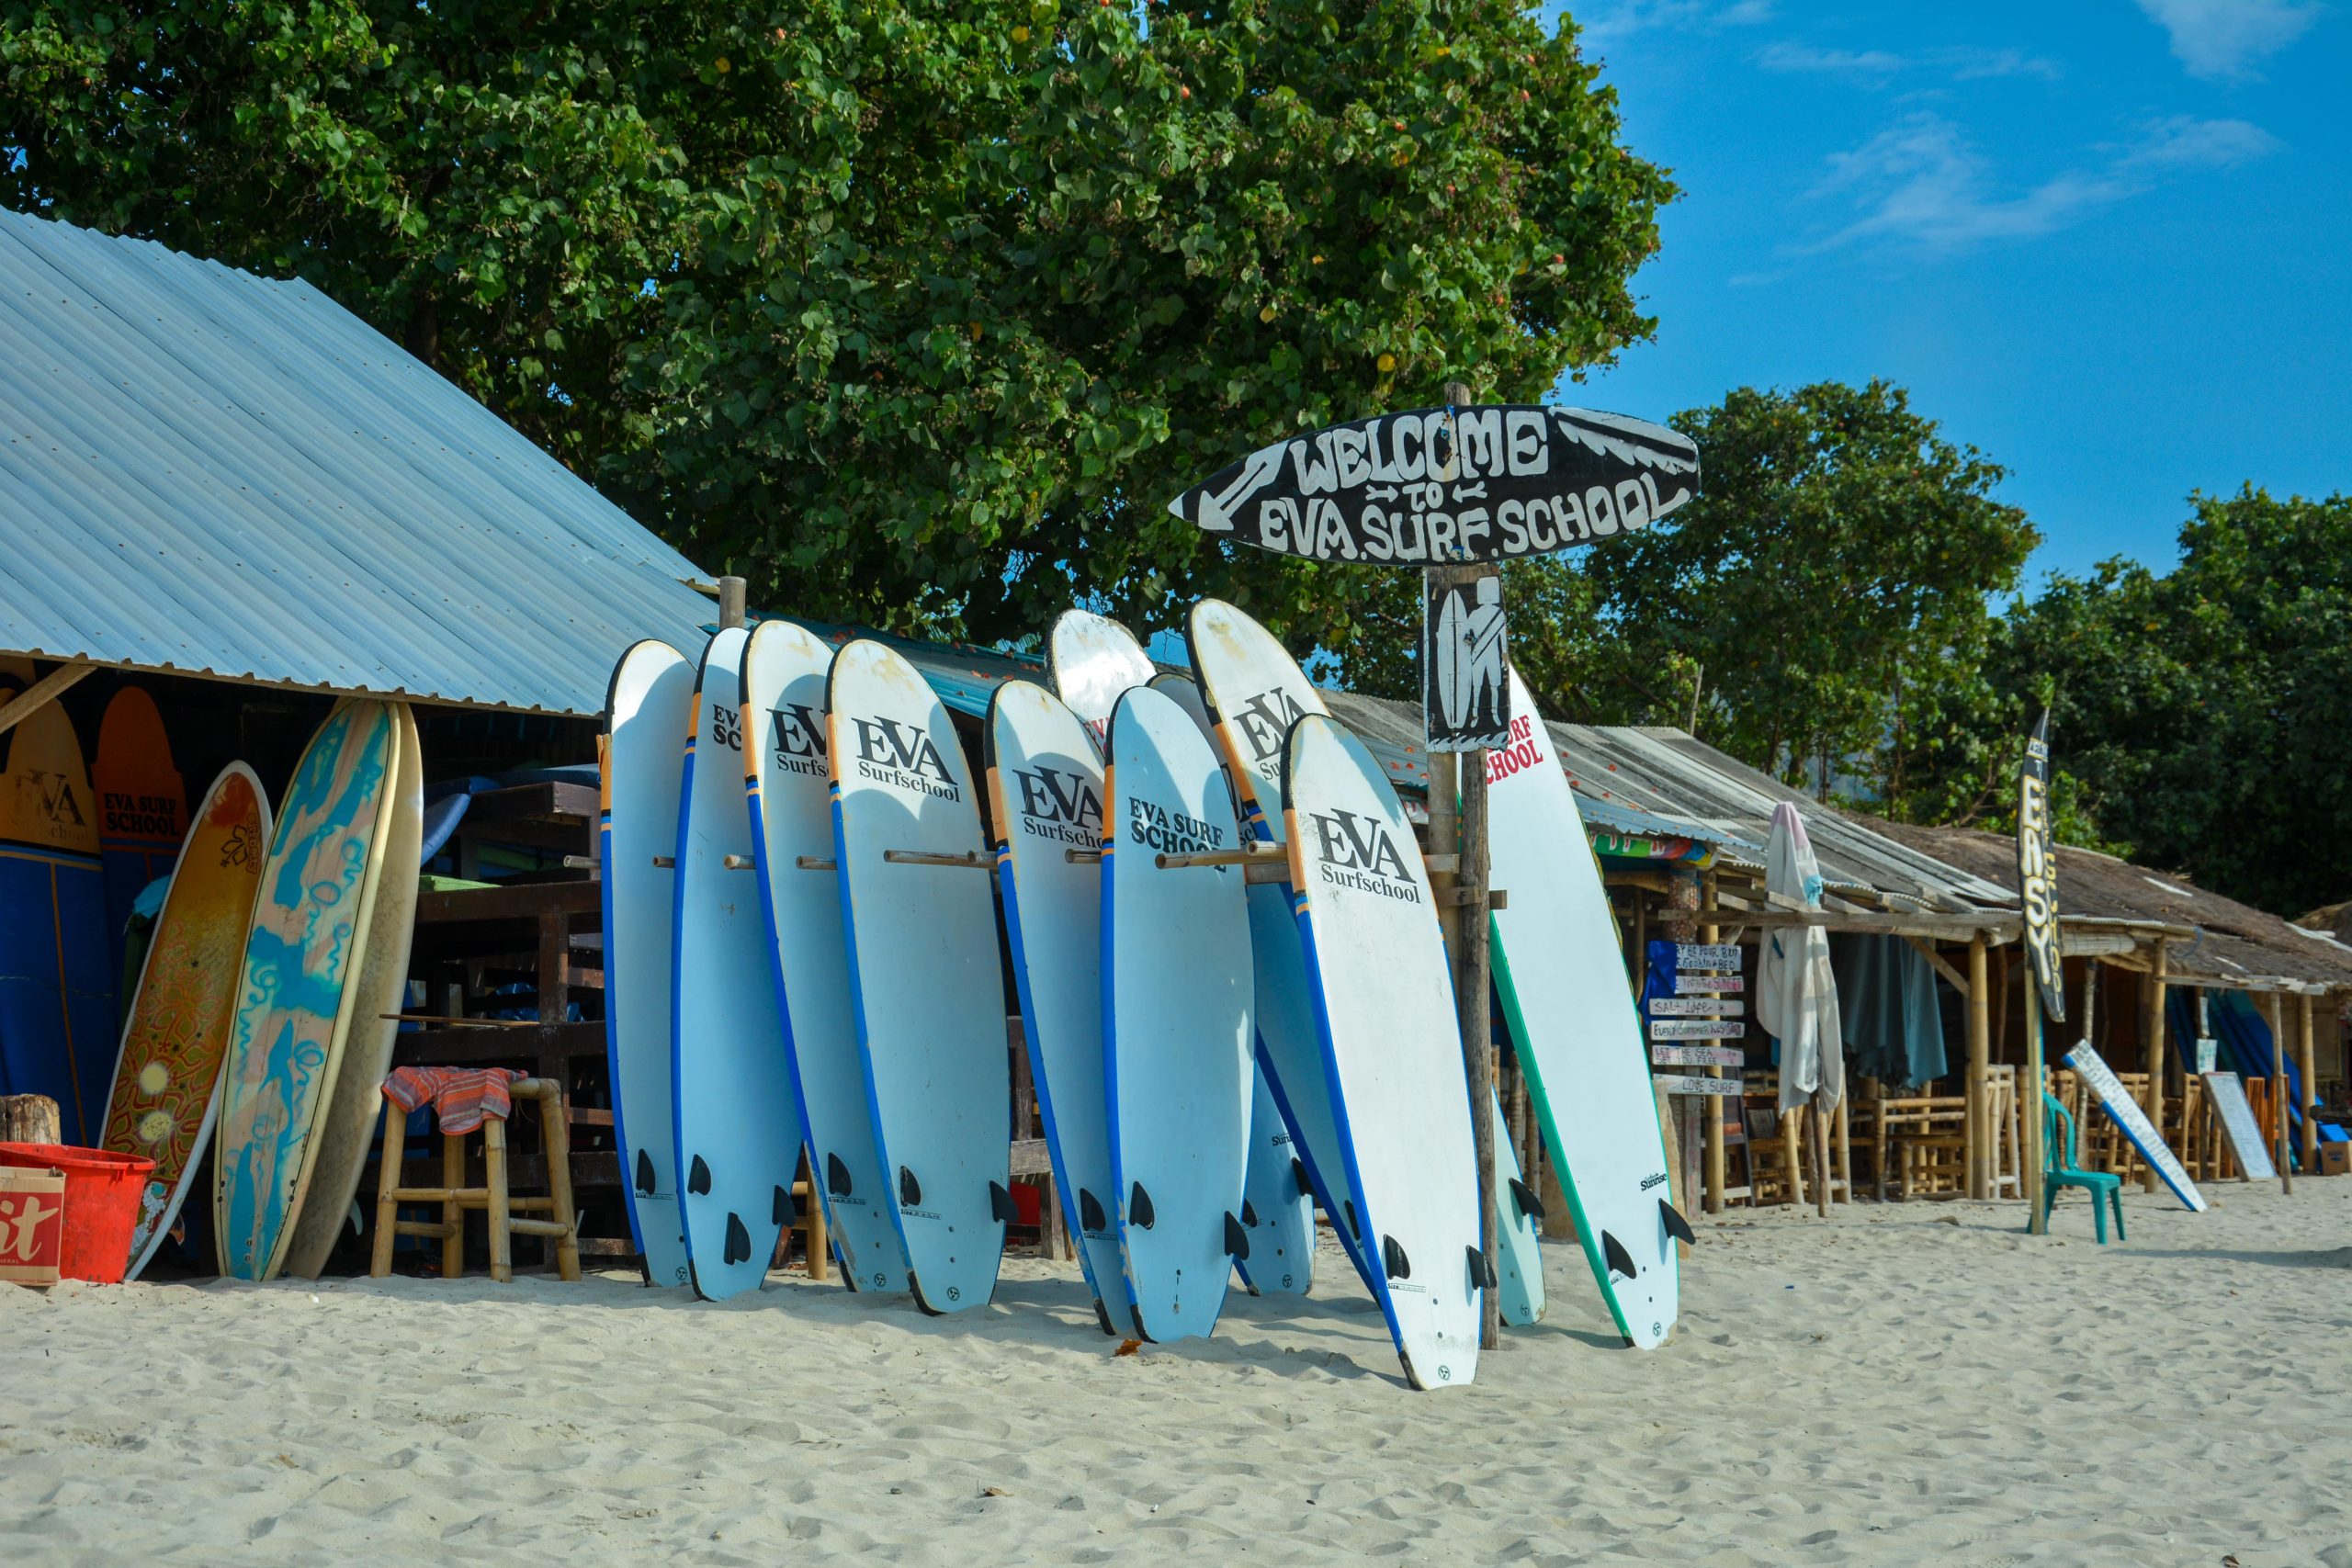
xmin=0 ymin=1144 xmax=156 ymax=1283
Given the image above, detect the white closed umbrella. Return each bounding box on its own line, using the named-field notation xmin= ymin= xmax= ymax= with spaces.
xmin=1758 ymin=802 xmax=1845 ymax=1120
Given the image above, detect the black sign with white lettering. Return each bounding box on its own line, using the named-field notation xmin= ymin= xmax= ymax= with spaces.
xmin=1423 ymin=575 xmax=1509 ymax=752
xmin=2015 ymin=708 xmax=2065 ymax=1023
xmin=1167 ymin=404 xmax=1700 ymax=563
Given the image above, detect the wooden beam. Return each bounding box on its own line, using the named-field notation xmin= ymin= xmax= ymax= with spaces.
xmin=1967 ymin=936 xmax=1990 ymax=1200
xmin=1903 ymin=935 xmax=1969 ymax=994
xmin=2142 ymin=938 xmax=2167 ymax=1196
xmin=0 ymin=662 xmax=95 ymax=738
xmin=2265 ymin=991 xmax=2292 ymax=1195
xmin=2300 ymin=993 xmax=2320 ymax=1174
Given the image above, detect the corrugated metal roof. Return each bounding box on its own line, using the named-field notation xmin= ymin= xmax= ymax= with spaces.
xmin=0 ymin=209 xmax=718 ymax=716
xmin=751 ymin=615 xmax=1047 ymax=718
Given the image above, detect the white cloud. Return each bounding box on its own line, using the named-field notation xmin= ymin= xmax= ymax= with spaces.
xmin=1577 ymin=0 xmax=1774 ymax=45
xmin=2136 ymin=0 xmax=2324 ymax=81
xmin=1803 ymin=111 xmax=2282 ymax=255
xmin=1757 ymin=41 xmax=2060 ymax=85
xmin=1758 ymin=42 xmax=1906 ymax=79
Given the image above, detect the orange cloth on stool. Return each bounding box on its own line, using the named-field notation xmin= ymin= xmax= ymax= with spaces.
xmin=381 ymin=1066 xmax=527 ymax=1135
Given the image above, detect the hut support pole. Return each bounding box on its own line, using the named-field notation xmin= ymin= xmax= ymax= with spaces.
xmin=1967 ymin=937 xmax=1991 ymax=1201
xmin=1702 ymin=875 xmax=1725 ymax=1215
xmin=2265 ymin=991 xmax=2291 ymax=1195
xmin=2300 ymin=993 xmax=2319 ymax=1175
xmin=2142 ymin=940 xmax=2167 ymax=1195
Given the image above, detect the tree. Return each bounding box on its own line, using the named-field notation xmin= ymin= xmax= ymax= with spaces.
xmin=1998 ymin=487 xmax=2352 ymax=911
xmin=1575 ymin=380 xmax=2039 ymax=806
xmin=3 ymin=0 xmax=1674 ymax=645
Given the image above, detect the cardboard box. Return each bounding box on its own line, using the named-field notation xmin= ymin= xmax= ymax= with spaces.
xmin=0 ymin=1166 xmax=67 ymax=1287
xmin=2319 ymin=1141 xmax=2351 ymax=1178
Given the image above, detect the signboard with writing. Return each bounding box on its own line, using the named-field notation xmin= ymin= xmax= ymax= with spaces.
xmin=2199 ymin=1072 xmax=2277 ymax=1181
xmin=2016 ymin=710 xmax=2065 ymax=1023
xmin=1652 ymin=1074 xmax=1743 ymax=1098
xmin=1650 ymin=1019 xmax=1744 ymax=1042
xmin=1674 ymin=943 xmax=1741 ymax=971
xmin=1169 ymin=404 xmax=1700 ymax=564
xmin=2065 ymin=1045 xmax=2205 ymax=1211
xmin=1649 ymin=998 xmax=1743 ymax=1019
xmin=1652 ymin=1044 xmax=1745 ymax=1067
xmin=1676 ymin=974 xmax=1744 ymax=995
xmin=1423 ymin=575 xmax=1508 ymax=751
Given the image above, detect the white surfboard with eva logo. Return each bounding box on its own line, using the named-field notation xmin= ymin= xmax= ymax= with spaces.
xmin=1102 ymin=684 xmax=1254 ymax=1341
xmin=985 ymin=679 xmax=1124 ymax=1333
xmin=1187 ymin=599 xmax=1374 ymax=1292
xmin=1487 ymin=665 xmax=1683 ymax=1348
xmin=743 ymin=620 xmax=912 ymax=1295
xmin=829 ymin=639 xmax=1011 ymax=1314
xmin=1283 ymin=713 xmax=1483 ymax=1390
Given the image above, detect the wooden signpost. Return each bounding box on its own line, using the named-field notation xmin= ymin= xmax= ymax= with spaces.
xmin=2016 ymin=711 xmax=2060 ymax=1234
xmin=1172 ymin=386 xmax=1699 ymax=1350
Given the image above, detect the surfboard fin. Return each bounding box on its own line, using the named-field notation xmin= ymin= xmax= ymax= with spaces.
xmin=826 ymin=1152 xmax=854 ymax=1198
xmin=636 ymin=1149 xmax=659 ymax=1197
xmin=1659 ymin=1199 xmax=1695 ymax=1246
xmin=723 ymin=1213 xmax=751 ymax=1266
xmin=688 ymin=1155 xmax=712 ymax=1196
xmin=774 ymin=1184 xmax=795 ymax=1228
xmin=899 ymin=1166 xmax=922 ymax=1209
xmin=1466 ymin=1245 xmax=1496 ymax=1292
xmin=1079 ymin=1187 xmax=1107 ymax=1233
xmin=989 ymin=1180 xmax=1017 ymax=1225
xmin=1509 ymin=1177 xmax=1544 ymax=1224
xmin=1600 ymin=1229 xmax=1636 ymax=1281
xmin=1240 ymin=1199 xmax=1259 ymax=1228
xmin=1224 ymin=1212 xmax=1250 ymax=1261
xmin=1129 ymin=1182 xmax=1156 ymax=1229
xmin=1382 ymin=1235 xmax=1410 ymax=1280
xmin=1292 ymin=1157 xmax=1313 ymax=1198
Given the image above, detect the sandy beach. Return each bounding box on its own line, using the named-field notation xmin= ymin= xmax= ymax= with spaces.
xmin=6 ymin=1185 xmax=2347 ymax=1566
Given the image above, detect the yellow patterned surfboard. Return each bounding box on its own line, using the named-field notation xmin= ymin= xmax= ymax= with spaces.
xmin=101 ymin=763 xmax=272 ymax=1278
xmin=213 ymin=700 xmax=400 ymax=1281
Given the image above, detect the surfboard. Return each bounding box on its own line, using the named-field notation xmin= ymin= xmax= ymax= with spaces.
xmin=102 ymin=762 xmax=271 ymax=1280
xmin=1149 ymin=670 xmax=1317 ymax=1297
xmin=1047 ymin=609 xmax=1152 ymax=754
xmin=672 ymin=626 xmax=800 ymax=1301
xmin=829 ymin=639 xmax=1009 ymax=1314
xmin=600 ymin=640 xmax=696 ymax=1286
xmin=92 ymin=687 xmax=187 ymax=980
xmin=1487 ymin=665 xmax=1681 ymax=1348
xmin=0 ymin=690 xmax=117 ymax=1145
xmin=744 ymin=620 xmax=911 ymax=1295
xmin=2066 ymin=1043 xmax=2207 ymax=1211
xmin=284 ymin=705 xmax=423 ymax=1279
xmin=1283 ymin=713 xmax=1482 ymax=1390
xmin=984 ymin=679 xmax=1122 ymax=1331
xmin=1491 ymin=1089 xmax=1545 ymax=1327
xmin=1102 ymin=685 xmax=1254 ymax=1341
xmin=215 ymin=699 xmax=400 ymax=1280
xmin=1186 ymin=599 xmax=1375 ymax=1292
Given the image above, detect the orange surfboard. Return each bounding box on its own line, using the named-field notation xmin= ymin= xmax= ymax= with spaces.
xmin=101 ymin=763 xmax=272 ymax=1278
xmin=93 ymin=687 xmax=188 ymax=973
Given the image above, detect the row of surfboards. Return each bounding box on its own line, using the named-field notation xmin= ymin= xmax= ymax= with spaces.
xmin=0 ymin=685 xmax=424 ymax=1285
xmin=605 ymin=599 xmax=1687 ymax=1390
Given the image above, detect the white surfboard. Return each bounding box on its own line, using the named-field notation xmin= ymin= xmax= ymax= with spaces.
xmin=1102 ymin=685 xmax=1254 ymax=1341
xmin=1283 ymin=713 xmax=1482 ymax=1390
xmin=1048 ymin=609 xmax=1152 ymax=754
xmin=1151 ymin=671 xmax=1317 ymax=1297
xmin=1187 ymin=598 xmax=1375 ymax=1291
xmin=830 ymin=639 xmax=1010 ymax=1314
xmin=671 ymin=627 xmax=800 ymax=1302
xmin=1492 ymin=1089 xmax=1545 ymax=1327
xmin=743 ymin=621 xmax=913 ymax=1294
xmin=601 ymin=640 xmax=695 ymax=1285
xmin=1487 ymin=665 xmax=1682 ymax=1348
xmin=2067 ymin=1043 xmax=2207 ymax=1211
xmin=985 ymin=680 xmax=1123 ymax=1332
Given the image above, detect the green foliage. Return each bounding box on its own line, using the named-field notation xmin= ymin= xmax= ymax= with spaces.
xmin=2 ymin=0 xmax=1672 ymax=644
xmin=1996 ymin=487 xmax=2352 ymax=911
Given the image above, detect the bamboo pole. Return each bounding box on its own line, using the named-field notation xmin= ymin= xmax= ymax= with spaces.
xmin=2141 ymin=940 xmax=2167 ymax=1194
xmin=2023 ymin=991 xmax=2049 ymax=1235
xmin=1702 ymin=875 xmax=1725 ymax=1215
xmin=2300 ymin=993 xmax=2320 ymax=1175
xmin=2265 ymin=991 xmax=2291 ymax=1195
xmin=717 ymin=575 xmax=747 ymax=630
xmin=1967 ymin=937 xmax=1991 ymax=1201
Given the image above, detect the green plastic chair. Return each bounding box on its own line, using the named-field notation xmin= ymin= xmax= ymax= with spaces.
xmin=2041 ymin=1091 xmax=2125 ymax=1244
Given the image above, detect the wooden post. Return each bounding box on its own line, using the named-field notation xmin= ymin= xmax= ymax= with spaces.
xmin=717 ymin=575 xmax=748 ymax=630
xmin=0 ymin=1094 xmax=61 ymax=1146
xmin=2299 ymin=993 xmax=2319 ymax=1174
xmin=2265 ymin=991 xmax=2291 ymax=1195
xmin=2023 ymin=987 xmax=2049 ymax=1235
xmin=1702 ymin=875 xmax=1725 ymax=1214
xmin=0 ymin=662 xmax=96 ymax=739
xmin=1967 ymin=937 xmax=1990 ymax=1201
xmin=2142 ymin=940 xmax=2167 ymax=1194
xmin=484 ymin=1114 xmax=513 ymax=1282
xmin=442 ymin=1130 xmax=467 ymax=1278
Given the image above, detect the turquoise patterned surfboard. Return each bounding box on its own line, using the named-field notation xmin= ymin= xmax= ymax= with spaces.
xmin=214 ymin=701 xmax=398 ymax=1281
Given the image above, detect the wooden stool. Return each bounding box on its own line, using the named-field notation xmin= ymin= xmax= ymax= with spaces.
xmin=369 ymin=1077 xmax=582 ymax=1282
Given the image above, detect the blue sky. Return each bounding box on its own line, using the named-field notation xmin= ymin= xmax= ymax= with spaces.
xmin=1555 ymin=0 xmax=2350 ymax=586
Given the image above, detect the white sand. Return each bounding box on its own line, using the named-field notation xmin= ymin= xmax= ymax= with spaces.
xmin=6 ymin=1183 xmax=2350 ymax=1565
